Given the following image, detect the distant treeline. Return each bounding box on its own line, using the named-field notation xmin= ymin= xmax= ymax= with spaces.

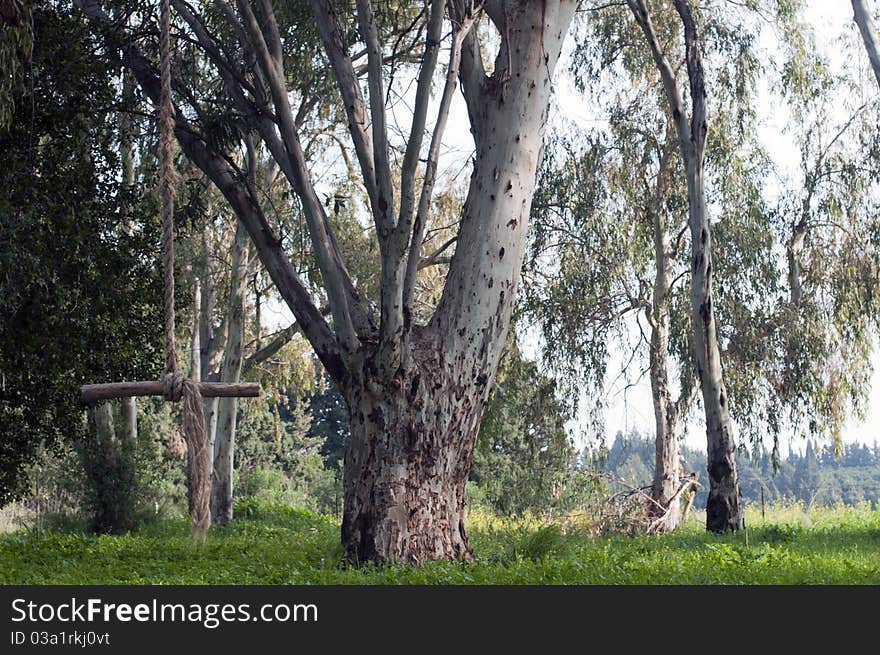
xmin=598 ymin=432 xmax=880 ymax=510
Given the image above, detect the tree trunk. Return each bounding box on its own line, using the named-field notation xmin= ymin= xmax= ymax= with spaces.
xmin=648 ymin=255 xmax=682 ymax=531
xmin=341 ymin=332 xmax=482 ymax=564
xmin=853 ymin=0 xmax=880 ymax=89
xmin=188 ymin=270 xmax=201 ymax=515
xmin=687 ymin=166 xmax=743 ymax=533
xmin=648 ymin=131 xmax=682 ymax=532
xmin=119 ymin=398 xmax=137 ymax=444
xmin=211 ymin=218 xmax=249 ymax=524
xmin=342 ymin=1 xmax=577 ymax=563
xmin=84 ymin=401 xmax=136 ymax=534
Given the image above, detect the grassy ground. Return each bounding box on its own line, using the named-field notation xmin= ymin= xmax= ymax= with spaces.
xmin=1 ymin=501 xmax=878 ymax=584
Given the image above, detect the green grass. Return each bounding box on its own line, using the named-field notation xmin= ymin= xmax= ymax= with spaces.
xmin=1 ymin=501 xmax=878 ymax=584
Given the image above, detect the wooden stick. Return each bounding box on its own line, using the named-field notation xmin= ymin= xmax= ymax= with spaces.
xmin=81 ymin=381 xmax=260 ymax=404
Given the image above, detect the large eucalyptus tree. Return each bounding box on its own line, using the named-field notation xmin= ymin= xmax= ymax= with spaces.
xmin=76 ymin=0 xmax=578 ymax=562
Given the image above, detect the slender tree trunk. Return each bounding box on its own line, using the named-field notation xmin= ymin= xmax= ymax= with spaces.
xmin=211 ymin=218 xmax=249 ymax=524
xmin=686 ymin=164 xmax=742 ymax=533
xmin=647 ymin=131 xmax=683 ymax=532
xmin=119 ymin=398 xmax=137 ymax=444
xmin=673 ymin=4 xmax=744 ymax=531
xmin=648 ymin=248 xmax=681 ymax=531
xmin=341 ymin=1 xmax=577 ymax=563
xmin=188 ymin=269 xmax=201 ymax=515
xmin=199 ymin=225 xmax=219 ymax=465
xmin=84 ymin=402 xmax=136 ymax=533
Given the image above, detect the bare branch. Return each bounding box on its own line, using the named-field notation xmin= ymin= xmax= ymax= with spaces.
xmin=309 ymin=0 xmax=378 ymax=205
xmin=403 ymin=17 xmax=476 ymax=319
xmin=236 ymin=0 xmax=360 ymax=353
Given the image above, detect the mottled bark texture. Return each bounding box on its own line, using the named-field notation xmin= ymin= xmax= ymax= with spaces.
xmin=340 ymin=2 xmax=576 ymax=562
xmin=341 ymin=331 xmax=482 ymax=563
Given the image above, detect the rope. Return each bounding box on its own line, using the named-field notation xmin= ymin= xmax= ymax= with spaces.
xmin=158 ymin=0 xmax=210 ymax=541
xmin=159 ymin=0 xmax=178 ymax=377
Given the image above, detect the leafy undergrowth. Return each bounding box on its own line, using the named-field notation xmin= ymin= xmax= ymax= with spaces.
xmin=1 ymin=501 xmax=878 ymax=584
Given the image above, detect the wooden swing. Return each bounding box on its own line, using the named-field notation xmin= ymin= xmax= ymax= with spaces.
xmin=79 ymin=0 xmax=259 ymax=539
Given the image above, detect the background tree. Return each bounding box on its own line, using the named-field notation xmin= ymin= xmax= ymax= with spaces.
xmin=528 ymin=0 xmax=788 ymax=532
xmin=0 ymin=4 xmax=162 ymax=513
xmin=470 ymin=336 xmax=579 ymax=516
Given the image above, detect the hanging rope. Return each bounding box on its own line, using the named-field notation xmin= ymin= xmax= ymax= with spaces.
xmin=158 ymin=0 xmax=210 ymax=541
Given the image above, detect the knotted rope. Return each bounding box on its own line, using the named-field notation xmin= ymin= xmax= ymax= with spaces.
xmin=159 ymin=0 xmax=210 ymax=541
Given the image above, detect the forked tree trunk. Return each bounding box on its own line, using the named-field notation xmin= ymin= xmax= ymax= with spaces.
xmin=211 ymin=218 xmax=249 ymax=524
xmin=341 ymin=2 xmax=577 ymax=563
